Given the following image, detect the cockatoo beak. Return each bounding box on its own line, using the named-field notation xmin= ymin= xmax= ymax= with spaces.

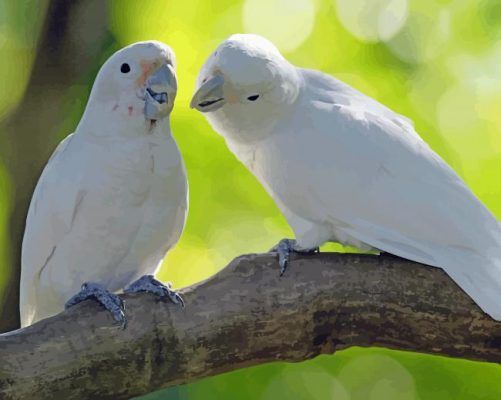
xmin=144 ymin=63 xmax=177 ymax=120
xmin=190 ymin=75 xmax=226 ymax=112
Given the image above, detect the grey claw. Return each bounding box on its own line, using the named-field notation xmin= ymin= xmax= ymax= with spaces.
xmin=124 ymin=275 xmax=184 ymax=308
xmin=271 ymin=239 xmax=320 ymax=276
xmin=277 ymin=239 xmax=294 ymax=275
xmin=65 ymin=282 xmax=126 ymax=328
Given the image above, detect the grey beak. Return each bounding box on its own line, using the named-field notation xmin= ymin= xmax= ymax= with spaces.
xmin=144 ymin=63 xmax=177 ymax=120
xmin=190 ymin=75 xmax=226 ymax=112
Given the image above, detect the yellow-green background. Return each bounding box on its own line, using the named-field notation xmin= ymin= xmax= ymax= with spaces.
xmin=1 ymin=0 xmax=501 ymax=398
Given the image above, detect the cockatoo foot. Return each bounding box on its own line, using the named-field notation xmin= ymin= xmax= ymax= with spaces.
xmin=269 ymin=238 xmax=319 ymax=276
xmin=124 ymin=275 xmax=184 ymax=308
xmin=65 ymin=282 xmax=126 ymax=327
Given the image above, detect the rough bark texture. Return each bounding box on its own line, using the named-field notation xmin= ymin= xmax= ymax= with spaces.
xmin=1 ymin=252 xmax=500 ymax=399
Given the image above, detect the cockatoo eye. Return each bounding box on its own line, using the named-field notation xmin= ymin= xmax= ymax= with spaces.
xmin=247 ymin=94 xmax=260 ymax=101
xmin=120 ymin=63 xmax=131 ymax=74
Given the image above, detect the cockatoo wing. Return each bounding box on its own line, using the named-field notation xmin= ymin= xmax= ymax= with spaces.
xmin=299 ymin=69 xmax=501 ymax=319
xmin=20 ymin=133 xmax=87 ymax=326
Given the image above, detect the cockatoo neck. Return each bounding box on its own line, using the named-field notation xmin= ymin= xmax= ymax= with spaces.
xmin=76 ymin=94 xmax=172 ymax=140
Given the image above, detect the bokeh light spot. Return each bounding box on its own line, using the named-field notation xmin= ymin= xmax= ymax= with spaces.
xmin=338 ymin=354 xmax=418 ymax=400
xmin=242 ymin=0 xmax=316 ymax=53
xmin=437 ymin=84 xmax=480 ymax=138
xmin=386 ymin=5 xmax=451 ymax=63
xmin=335 ymin=0 xmax=408 ymax=42
xmin=262 ymin=364 xmax=350 ymax=399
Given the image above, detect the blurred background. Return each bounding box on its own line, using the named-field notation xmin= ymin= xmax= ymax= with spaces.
xmin=1 ymin=0 xmax=501 ymax=398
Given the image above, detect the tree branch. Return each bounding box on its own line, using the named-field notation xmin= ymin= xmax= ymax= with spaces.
xmin=1 ymin=252 xmax=500 ymax=399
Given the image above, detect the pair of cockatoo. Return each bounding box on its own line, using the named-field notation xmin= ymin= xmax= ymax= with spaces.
xmin=20 ymin=34 xmax=501 ymax=328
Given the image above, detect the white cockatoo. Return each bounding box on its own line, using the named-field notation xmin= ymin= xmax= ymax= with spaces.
xmin=191 ymin=34 xmax=501 ymax=320
xmin=21 ymin=41 xmax=188 ymax=327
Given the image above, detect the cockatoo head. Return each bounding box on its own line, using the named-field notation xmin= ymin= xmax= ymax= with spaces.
xmin=82 ymin=41 xmax=177 ymax=134
xmin=190 ymin=34 xmax=299 ymax=142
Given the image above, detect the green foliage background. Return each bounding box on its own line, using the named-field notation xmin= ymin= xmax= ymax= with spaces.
xmin=1 ymin=0 xmax=501 ymax=398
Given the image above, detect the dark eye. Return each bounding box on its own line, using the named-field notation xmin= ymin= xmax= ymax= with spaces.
xmin=247 ymin=94 xmax=260 ymax=101
xmin=120 ymin=63 xmax=131 ymax=74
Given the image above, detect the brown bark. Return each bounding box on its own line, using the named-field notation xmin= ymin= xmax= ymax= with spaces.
xmin=0 ymin=252 xmax=499 ymax=400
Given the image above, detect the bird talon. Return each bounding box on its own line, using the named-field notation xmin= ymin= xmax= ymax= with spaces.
xmin=65 ymin=282 xmax=127 ymax=326
xmin=124 ymin=275 xmax=184 ymax=307
xmin=272 ymin=238 xmax=320 ymax=276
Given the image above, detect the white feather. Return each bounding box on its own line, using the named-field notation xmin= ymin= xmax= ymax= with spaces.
xmin=20 ymin=42 xmax=187 ymax=326
xmin=196 ymin=34 xmax=501 ymax=320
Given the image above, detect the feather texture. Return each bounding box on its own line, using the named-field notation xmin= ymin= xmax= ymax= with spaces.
xmin=20 ymin=42 xmax=187 ymax=326
xmin=196 ymin=34 xmax=501 ymax=320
